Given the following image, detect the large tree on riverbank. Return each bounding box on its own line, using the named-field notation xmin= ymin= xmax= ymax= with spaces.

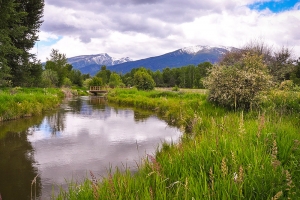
xmin=0 ymin=0 xmax=44 ymax=86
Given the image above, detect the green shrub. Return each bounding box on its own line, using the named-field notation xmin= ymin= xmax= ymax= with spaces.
xmin=134 ymin=68 xmax=155 ymax=90
xmin=204 ymin=53 xmax=273 ymax=110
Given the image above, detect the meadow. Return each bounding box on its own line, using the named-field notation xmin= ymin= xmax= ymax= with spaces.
xmin=55 ymin=88 xmax=300 ymax=200
xmin=0 ymin=87 xmax=63 ymax=122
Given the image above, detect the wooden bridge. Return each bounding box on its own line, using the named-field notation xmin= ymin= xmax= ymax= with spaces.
xmin=89 ymin=86 xmax=108 ymax=95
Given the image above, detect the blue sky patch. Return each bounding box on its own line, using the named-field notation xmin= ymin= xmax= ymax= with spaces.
xmin=37 ymin=36 xmax=63 ymax=47
xmin=248 ymin=0 xmax=299 ymax=13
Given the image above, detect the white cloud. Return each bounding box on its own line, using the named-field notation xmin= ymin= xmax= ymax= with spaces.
xmin=35 ymin=0 xmax=300 ymax=62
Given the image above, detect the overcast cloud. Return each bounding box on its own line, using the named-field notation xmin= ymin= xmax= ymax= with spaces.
xmin=34 ymin=0 xmax=300 ymax=61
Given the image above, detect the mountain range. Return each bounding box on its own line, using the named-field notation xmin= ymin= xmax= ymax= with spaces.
xmin=68 ymin=45 xmax=235 ymax=75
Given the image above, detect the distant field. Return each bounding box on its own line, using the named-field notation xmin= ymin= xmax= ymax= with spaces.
xmin=155 ymin=87 xmax=208 ymax=94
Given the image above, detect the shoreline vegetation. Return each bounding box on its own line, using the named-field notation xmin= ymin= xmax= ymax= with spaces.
xmin=54 ymin=88 xmax=300 ymax=199
xmin=0 ymin=87 xmax=64 ymax=122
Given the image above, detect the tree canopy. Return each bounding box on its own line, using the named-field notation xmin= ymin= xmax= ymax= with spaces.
xmin=0 ymin=0 xmax=44 ymax=86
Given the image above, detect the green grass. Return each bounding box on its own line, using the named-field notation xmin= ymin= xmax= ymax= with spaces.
xmin=55 ymin=88 xmax=300 ymax=199
xmin=0 ymin=87 xmax=64 ymax=122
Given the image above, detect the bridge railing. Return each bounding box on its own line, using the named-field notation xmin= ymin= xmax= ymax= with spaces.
xmin=90 ymin=86 xmax=102 ymax=91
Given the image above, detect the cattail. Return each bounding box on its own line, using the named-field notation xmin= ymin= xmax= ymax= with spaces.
xmin=231 ymin=151 xmax=237 ymax=170
xmin=285 ymin=170 xmax=294 ymax=191
xmin=209 ymin=167 xmax=214 ymax=191
xmin=90 ymin=171 xmax=98 ymax=185
xmin=257 ymin=112 xmax=265 ymax=138
xmin=238 ymin=166 xmax=244 ymax=183
xmin=147 ymin=154 xmax=161 ymax=173
xmin=271 ymin=140 xmax=281 ymax=168
xmin=271 ymin=140 xmax=278 ymax=159
xmin=108 ymin=173 xmax=115 ymax=196
xmin=271 ymin=140 xmax=278 ymax=160
xmin=221 ymin=157 xmax=228 ymax=178
xmin=149 ymin=187 xmax=154 ymax=200
xmin=90 ymin=171 xmax=99 ymax=199
xmin=239 ymin=111 xmax=246 ymax=135
xmin=271 ymin=191 xmax=283 ymax=200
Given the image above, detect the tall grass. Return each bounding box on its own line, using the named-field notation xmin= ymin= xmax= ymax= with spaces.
xmin=0 ymin=87 xmax=63 ymax=122
xmin=55 ymin=88 xmax=300 ymax=199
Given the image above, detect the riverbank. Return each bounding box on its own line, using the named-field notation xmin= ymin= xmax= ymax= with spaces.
xmin=56 ymin=88 xmax=300 ymax=199
xmin=0 ymin=87 xmax=64 ymax=122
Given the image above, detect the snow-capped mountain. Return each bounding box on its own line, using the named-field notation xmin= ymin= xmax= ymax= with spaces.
xmin=180 ymin=45 xmax=234 ymax=54
xmin=108 ymin=45 xmax=236 ymax=74
xmin=69 ymin=45 xmax=235 ymax=75
xmin=68 ymin=53 xmax=132 ymax=74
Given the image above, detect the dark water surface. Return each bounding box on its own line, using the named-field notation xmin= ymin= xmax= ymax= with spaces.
xmin=0 ymin=96 xmax=181 ymax=199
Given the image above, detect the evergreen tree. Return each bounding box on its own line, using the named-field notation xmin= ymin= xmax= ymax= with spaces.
xmin=109 ymin=72 xmax=123 ymax=88
xmin=96 ymin=65 xmax=111 ymax=85
xmin=5 ymin=0 xmax=44 ymax=86
xmin=0 ymin=0 xmax=26 ymax=86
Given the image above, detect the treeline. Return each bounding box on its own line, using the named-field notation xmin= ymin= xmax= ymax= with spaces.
xmin=87 ymin=62 xmax=212 ymax=90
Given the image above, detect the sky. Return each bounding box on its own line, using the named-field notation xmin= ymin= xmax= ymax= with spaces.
xmin=32 ymin=0 xmax=300 ymax=62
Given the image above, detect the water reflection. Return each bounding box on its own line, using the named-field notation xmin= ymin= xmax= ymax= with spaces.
xmin=0 ymin=96 xmax=181 ymax=199
xmin=0 ymin=125 xmax=42 ymax=200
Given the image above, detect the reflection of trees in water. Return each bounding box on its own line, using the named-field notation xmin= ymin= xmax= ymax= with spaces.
xmin=0 ymin=130 xmax=41 ymax=200
xmin=0 ymin=114 xmax=45 ymax=138
xmin=88 ymin=96 xmax=106 ymax=110
xmin=65 ymin=97 xmax=106 ymax=115
xmin=67 ymin=97 xmax=83 ymax=113
xmin=108 ymin=102 xmax=154 ymax=122
xmin=134 ymin=110 xmax=153 ymax=122
xmin=45 ymin=110 xmax=66 ymax=135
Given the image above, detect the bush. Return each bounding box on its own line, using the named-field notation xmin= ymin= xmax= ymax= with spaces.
xmin=134 ymin=68 xmax=155 ymax=90
xmin=204 ymin=53 xmax=273 ymax=110
xmin=109 ymin=73 xmax=123 ymax=88
xmin=63 ymin=78 xmax=72 ymax=88
xmin=88 ymin=77 xmax=103 ymax=88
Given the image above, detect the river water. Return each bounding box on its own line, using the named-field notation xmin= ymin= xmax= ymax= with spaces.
xmin=0 ymin=96 xmax=181 ymax=199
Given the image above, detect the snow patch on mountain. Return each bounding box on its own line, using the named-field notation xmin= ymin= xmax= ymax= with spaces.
xmin=68 ymin=53 xmax=132 ymax=69
xmin=180 ymin=45 xmax=234 ymax=55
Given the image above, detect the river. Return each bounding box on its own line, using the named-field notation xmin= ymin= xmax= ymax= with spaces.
xmin=0 ymin=96 xmax=181 ymax=199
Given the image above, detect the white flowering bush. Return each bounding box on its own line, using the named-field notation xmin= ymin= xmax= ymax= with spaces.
xmin=204 ymin=53 xmax=273 ymax=109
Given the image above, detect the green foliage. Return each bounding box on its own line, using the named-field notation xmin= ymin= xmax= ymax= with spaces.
xmin=122 ymin=63 xmax=212 ymax=89
xmin=45 ymin=49 xmax=70 ymax=87
xmin=290 ymin=58 xmax=300 ymax=85
xmin=68 ymin=69 xmax=83 ymax=87
xmin=96 ymin=65 xmax=111 ymax=85
xmin=220 ymin=40 xmax=295 ymax=83
xmin=152 ymin=70 xmax=164 ymax=87
xmin=63 ymin=78 xmax=72 ymax=88
xmin=162 ymin=67 xmax=177 ymax=87
xmin=256 ymin=89 xmax=300 ymax=113
xmin=204 ymin=53 xmax=273 ymax=109
xmin=134 ymin=68 xmax=156 ymax=90
xmin=172 ymin=85 xmax=180 ymax=91
xmin=89 ymin=77 xmax=103 ymax=88
xmin=2 ymin=0 xmax=44 ymax=86
xmin=41 ymin=69 xmax=59 ymax=88
xmin=108 ymin=72 xmax=123 ymax=88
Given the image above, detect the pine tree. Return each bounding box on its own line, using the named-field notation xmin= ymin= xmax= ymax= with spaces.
xmin=0 ymin=0 xmax=26 ymax=86
xmin=6 ymin=0 xmax=45 ymax=86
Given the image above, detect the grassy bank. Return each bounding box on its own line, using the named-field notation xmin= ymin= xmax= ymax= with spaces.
xmin=0 ymin=87 xmax=64 ymax=122
xmin=56 ymin=88 xmax=300 ymax=199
